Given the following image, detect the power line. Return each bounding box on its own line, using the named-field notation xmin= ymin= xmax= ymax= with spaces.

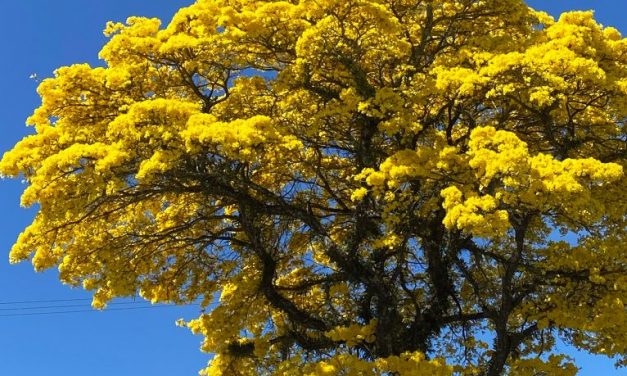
xmin=0 ymin=301 xmax=149 ymax=311
xmin=0 ymin=304 xmax=193 ymax=317
xmin=0 ymin=298 xmax=93 ymax=305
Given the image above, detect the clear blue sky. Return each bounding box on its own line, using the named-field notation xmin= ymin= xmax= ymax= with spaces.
xmin=0 ymin=1 xmax=623 ymax=375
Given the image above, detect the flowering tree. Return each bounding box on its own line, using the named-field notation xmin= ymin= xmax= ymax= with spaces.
xmin=2 ymin=1 xmax=626 ymax=374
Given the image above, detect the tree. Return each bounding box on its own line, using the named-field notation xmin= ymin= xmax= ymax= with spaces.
xmin=1 ymin=0 xmax=626 ymax=374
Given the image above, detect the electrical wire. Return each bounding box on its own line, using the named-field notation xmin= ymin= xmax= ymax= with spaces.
xmin=0 ymin=297 xmax=201 ymax=318
xmin=0 ymin=298 xmax=93 ymax=305
xmin=0 ymin=301 xmax=149 ymax=311
xmin=0 ymin=304 xmax=190 ymax=317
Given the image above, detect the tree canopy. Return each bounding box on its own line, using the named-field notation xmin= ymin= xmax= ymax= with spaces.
xmin=1 ymin=0 xmax=626 ymax=374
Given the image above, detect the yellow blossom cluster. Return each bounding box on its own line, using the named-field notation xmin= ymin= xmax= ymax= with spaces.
xmin=1 ymin=0 xmax=626 ymax=374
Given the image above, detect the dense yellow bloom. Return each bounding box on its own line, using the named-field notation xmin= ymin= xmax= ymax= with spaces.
xmin=2 ymin=0 xmax=626 ymax=375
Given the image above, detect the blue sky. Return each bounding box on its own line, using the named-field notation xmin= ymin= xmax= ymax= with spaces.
xmin=0 ymin=1 xmax=623 ymax=375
